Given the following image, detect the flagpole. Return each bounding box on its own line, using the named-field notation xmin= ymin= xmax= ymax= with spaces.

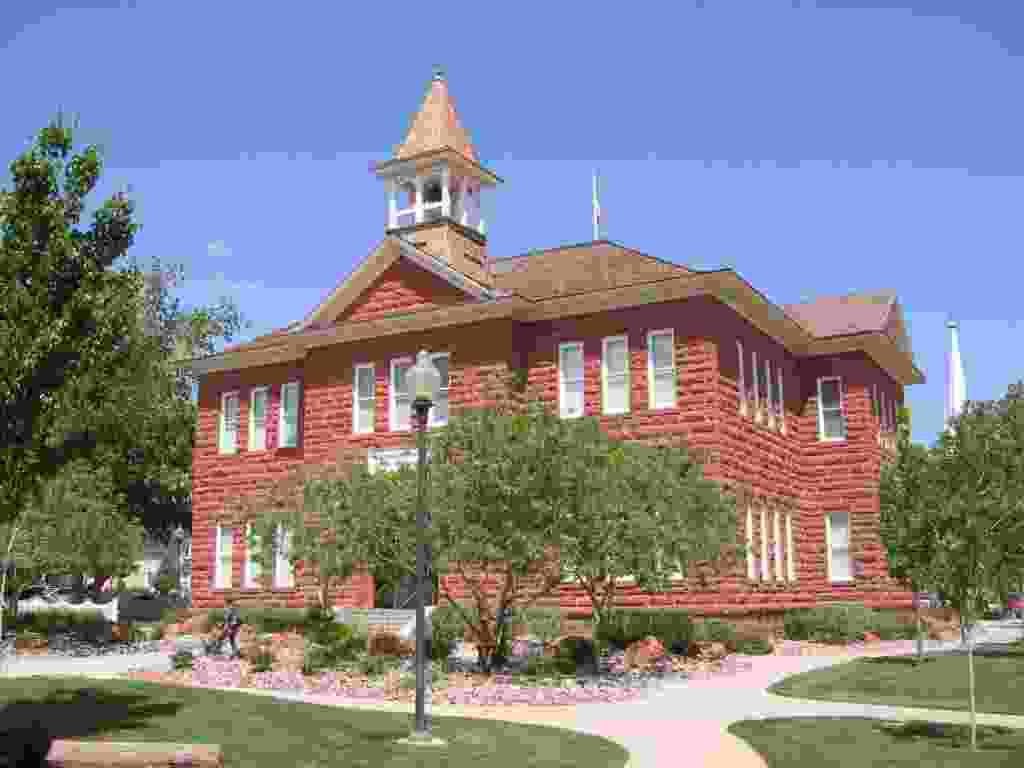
xmin=946 ymin=318 xmax=966 ymax=434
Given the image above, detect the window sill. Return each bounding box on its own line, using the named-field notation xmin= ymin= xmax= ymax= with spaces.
xmin=829 ymin=579 xmax=855 ymax=585
xmin=818 ymin=436 xmax=847 ymax=444
xmin=603 ymin=409 xmax=631 ymax=417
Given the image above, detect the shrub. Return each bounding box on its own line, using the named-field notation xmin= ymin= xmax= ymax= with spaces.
xmin=734 ymin=635 xmax=774 ymax=655
xmin=251 ymin=648 xmax=274 ymax=673
xmin=693 ymin=619 xmax=738 ymax=650
xmin=171 ymin=650 xmax=194 ymax=670
xmin=204 ymin=606 xmax=304 ymax=635
xmin=518 ymin=606 xmax=562 ymax=647
xmin=558 ymin=636 xmax=597 ymax=675
xmin=594 ymin=609 xmax=693 ymax=654
xmin=154 ymin=574 xmax=176 ymax=595
xmin=430 ymin=603 xmax=467 ymax=661
xmin=784 ymin=603 xmax=872 ymax=645
xmin=370 ymin=632 xmax=412 ymax=657
xmin=359 ymin=654 xmax=400 ymax=677
xmin=302 ymin=643 xmax=331 ymax=676
xmin=523 ymin=655 xmax=563 ymax=678
xmin=151 ymin=622 xmax=166 ymax=641
xmin=870 ymin=611 xmax=919 ymax=641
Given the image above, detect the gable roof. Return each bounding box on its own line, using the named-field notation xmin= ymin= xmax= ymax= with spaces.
xmin=393 ymin=71 xmax=479 ymax=164
xmin=491 ymin=240 xmax=691 ymax=300
xmin=781 ymin=291 xmax=897 ymax=338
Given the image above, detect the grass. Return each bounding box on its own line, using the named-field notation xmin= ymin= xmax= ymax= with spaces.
xmin=728 ymin=717 xmax=1024 ymax=767
xmin=768 ymin=642 xmax=1024 ymax=716
xmin=0 ymin=677 xmax=629 ymax=768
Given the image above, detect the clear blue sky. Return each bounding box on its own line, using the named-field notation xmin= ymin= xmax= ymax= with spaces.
xmin=3 ymin=0 xmax=1021 ymax=448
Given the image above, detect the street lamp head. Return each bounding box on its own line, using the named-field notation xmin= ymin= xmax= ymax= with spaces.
xmin=411 ymin=349 xmax=441 ymax=405
xmin=174 ymin=525 xmax=185 ymax=541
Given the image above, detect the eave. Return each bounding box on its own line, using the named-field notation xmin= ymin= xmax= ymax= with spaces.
xmin=373 ymin=147 xmax=503 ymax=186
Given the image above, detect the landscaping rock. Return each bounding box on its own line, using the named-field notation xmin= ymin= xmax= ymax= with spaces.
xmin=624 ymin=637 xmax=666 ymax=670
xmin=695 ymin=641 xmax=729 ymax=660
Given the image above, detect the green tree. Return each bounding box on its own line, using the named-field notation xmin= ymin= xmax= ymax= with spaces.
xmin=1 ymin=114 xmax=142 ymax=528
xmin=558 ymin=424 xmax=742 ymax=639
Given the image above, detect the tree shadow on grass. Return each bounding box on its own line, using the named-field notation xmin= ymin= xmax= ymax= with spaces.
xmin=0 ymin=683 xmax=184 ymax=767
xmin=859 ymin=656 xmax=938 ymax=667
xmin=873 ymin=719 xmax=1018 ymax=751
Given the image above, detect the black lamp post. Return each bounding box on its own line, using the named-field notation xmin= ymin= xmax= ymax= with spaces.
xmin=397 ymin=350 xmax=446 ymax=748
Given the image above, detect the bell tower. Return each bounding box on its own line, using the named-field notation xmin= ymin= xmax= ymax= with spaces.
xmin=373 ymin=68 xmax=502 ymax=286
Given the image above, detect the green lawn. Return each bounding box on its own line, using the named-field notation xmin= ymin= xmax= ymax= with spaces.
xmin=728 ymin=717 xmax=1024 ymax=767
xmin=768 ymin=645 xmax=1024 ymax=716
xmin=0 ymin=678 xmax=629 ymax=768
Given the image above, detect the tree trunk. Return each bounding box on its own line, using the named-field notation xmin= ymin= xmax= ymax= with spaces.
xmin=968 ymin=623 xmax=977 ymax=751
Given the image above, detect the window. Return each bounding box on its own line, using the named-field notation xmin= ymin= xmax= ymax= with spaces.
xmin=760 ymin=507 xmax=769 ymax=581
xmin=826 ymin=512 xmax=852 ymax=582
xmin=429 ymin=352 xmax=450 ymax=427
xmin=786 ymin=512 xmax=795 ymax=581
xmin=890 ymin=397 xmax=897 ymax=432
xmin=353 ymin=364 xmax=375 ymax=434
xmin=244 ymin=523 xmax=262 ymax=589
xmin=773 ymin=509 xmax=783 ymax=582
xmin=214 ymin=525 xmax=233 ymax=589
xmin=872 ymin=384 xmax=881 ymax=426
xmin=600 ymin=335 xmax=630 ymax=415
xmin=219 ymin=392 xmax=240 ymax=454
xmin=777 ymin=365 xmax=786 ymax=433
xmin=647 ymin=330 xmax=676 ymax=410
xmin=390 ymin=357 xmax=413 ymax=430
xmin=817 ymin=377 xmax=846 ymax=441
xmin=746 ymin=505 xmax=755 ymax=579
xmin=558 ymin=342 xmax=585 ymax=418
xmin=279 ymin=381 xmax=301 ymax=447
xmin=249 ymin=387 xmax=268 ymax=450
xmin=274 ymin=524 xmax=294 ymax=588
xmin=751 ymin=351 xmax=759 ymax=414
xmin=764 ymin=360 xmax=774 ymax=426
xmin=880 ymin=390 xmax=888 ymax=432
xmin=737 ymin=341 xmax=746 ymax=414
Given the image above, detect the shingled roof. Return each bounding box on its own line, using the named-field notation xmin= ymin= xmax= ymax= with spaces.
xmin=491 ymin=241 xmax=691 ymax=300
xmin=781 ymin=291 xmax=897 ymax=337
xmin=393 ymin=69 xmax=479 ymax=164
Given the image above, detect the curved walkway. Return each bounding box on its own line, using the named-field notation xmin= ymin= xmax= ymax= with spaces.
xmin=4 ymin=621 xmax=1024 ymax=768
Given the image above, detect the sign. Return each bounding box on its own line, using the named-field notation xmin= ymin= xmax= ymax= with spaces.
xmin=367 ymin=448 xmax=420 ymax=474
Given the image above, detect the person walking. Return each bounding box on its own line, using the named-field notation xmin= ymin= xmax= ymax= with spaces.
xmin=221 ymin=597 xmax=243 ymax=659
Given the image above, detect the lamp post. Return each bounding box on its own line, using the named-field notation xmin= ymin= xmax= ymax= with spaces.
xmin=173 ymin=526 xmax=185 ymax=599
xmin=397 ymin=350 xmax=446 ymax=748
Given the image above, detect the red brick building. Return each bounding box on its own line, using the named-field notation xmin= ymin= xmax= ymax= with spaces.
xmin=188 ymin=70 xmax=924 ymax=620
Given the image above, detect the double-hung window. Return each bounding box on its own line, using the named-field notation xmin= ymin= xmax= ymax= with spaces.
xmin=764 ymin=360 xmax=774 ymax=427
xmin=737 ymin=341 xmax=746 ymax=415
xmin=353 ymin=364 xmax=375 ymax=434
xmin=274 ymin=524 xmax=294 ymax=588
xmin=746 ymin=505 xmax=756 ymax=579
xmin=558 ymin=342 xmax=585 ymax=418
xmin=647 ymin=330 xmax=676 ymax=410
xmin=826 ymin=512 xmax=852 ymax=582
xmin=776 ymin=365 xmax=786 ymax=433
xmin=390 ymin=357 xmax=413 ymax=431
xmin=817 ymin=376 xmax=846 ymax=441
xmin=751 ymin=351 xmax=760 ymax=416
xmin=249 ymin=387 xmax=268 ymax=450
xmin=773 ymin=509 xmax=783 ymax=582
xmin=219 ymin=392 xmax=240 ymax=454
xmin=279 ymin=381 xmax=301 ymax=447
xmin=601 ymin=335 xmax=630 ymax=415
xmin=881 ymin=390 xmax=888 ymax=432
xmin=785 ymin=512 xmax=796 ymax=581
xmin=429 ymin=353 xmax=450 ymax=427
xmin=760 ymin=507 xmax=769 ymax=581
xmin=244 ymin=523 xmax=262 ymax=589
xmin=214 ymin=524 xmax=233 ymax=589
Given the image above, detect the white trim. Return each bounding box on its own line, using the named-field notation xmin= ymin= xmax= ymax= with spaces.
xmin=219 ymin=391 xmax=240 ymax=455
xmin=278 ymin=381 xmax=301 ymax=447
xmin=826 ymin=511 xmax=852 ymax=583
xmin=428 ymin=352 xmax=451 ymax=428
xmin=760 ymin=507 xmax=769 ymax=581
xmin=751 ymin=350 xmax=760 ymax=418
xmin=647 ymin=329 xmax=676 ymax=410
xmin=773 ymin=509 xmax=782 ymax=582
xmin=389 ymin=357 xmax=414 ymax=431
xmin=249 ymin=387 xmax=269 ymax=450
xmin=746 ymin=505 xmax=755 ymax=580
xmin=558 ymin=341 xmax=585 ymax=419
xmin=214 ymin=524 xmax=233 ymax=589
xmin=244 ymin=523 xmax=262 ymax=589
xmin=880 ymin=389 xmax=887 ymax=431
xmin=764 ymin=359 xmax=774 ymax=429
xmin=353 ymin=363 xmax=375 ymax=434
xmin=601 ymin=335 xmax=631 ymax=415
xmin=817 ymin=376 xmax=846 ymax=441
xmin=777 ymin=365 xmax=786 ymax=434
xmin=737 ymin=340 xmax=746 ymax=415
xmin=786 ymin=512 xmax=795 ymax=581
xmin=274 ymin=524 xmax=294 ymax=588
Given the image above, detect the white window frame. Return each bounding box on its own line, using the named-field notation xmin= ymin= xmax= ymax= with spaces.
xmin=244 ymin=523 xmax=262 ymax=589
xmin=599 ymin=335 xmax=630 ymax=415
xmin=353 ymin=363 xmax=375 ymax=434
xmin=764 ymin=360 xmax=774 ymax=428
xmin=786 ymin=512 xmax=795 ymax=581
xmin=428 ymin=352 xmax=451 ymax=428
xmin=737 ymin=340 xmax=746 ymax=415
xmin=274 ymin=523 xmax=294 ymax=588
xmin=751 ymin=350 xmax=760 ymax=420
xmin=249 ymin=387 xmax=269 ymax=451
xmin=773 ymin=509 xmax=783 ymax=582
xmin=389 ymin=357 xmax=414 ymax=431
xmin=219 ymin=391 xmax=240 ymax=455
xmin=278 ymin=381 xmax=301 ymax=448
xmin=777 ymin=365 xmax=786 ymax=434
xmin=760 ymin=507 xmax=769 ymax=581
xmin=558 ymin=341 xmax=585 ymax=419
xmin=746 ymin=505 xmax=755 ymax=579
xmin=817 ymin=376 xmax=846 ymax=442
xmin=825 ymin=512 xmax=852 ymax=583
xmin=647 ymin=329 xmax=676 ymax=410
xmin=214 ymin=524 xmax=233 ymax=589
xmin=881 ymin=389 xmax=888 ymax=432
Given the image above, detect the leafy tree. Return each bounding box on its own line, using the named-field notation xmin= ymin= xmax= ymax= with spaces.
xmin=558 ymin=424 xmax=742 ymax=639
xmin=1 ymin=114 xmax=142 ymax=528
